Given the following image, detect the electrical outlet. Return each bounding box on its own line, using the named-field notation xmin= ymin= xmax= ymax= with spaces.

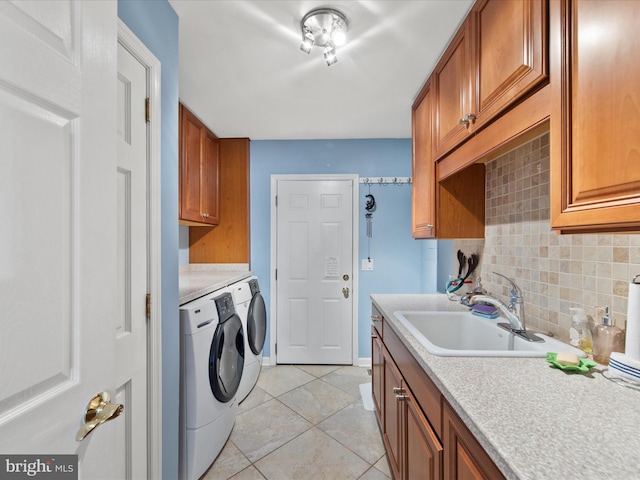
xmin=362 ymin=258 xmax=374 ymax=271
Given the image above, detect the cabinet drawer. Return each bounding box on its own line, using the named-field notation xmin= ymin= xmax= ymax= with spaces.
xmin=371 ymin=305 xmax=383 ymax=336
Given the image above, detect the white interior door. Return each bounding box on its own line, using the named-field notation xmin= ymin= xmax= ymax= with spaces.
xmin=0 ymin=1 xmax=121 ymax=477
xmin=274 ymin=177 xmax=355 ymax=365
xmin=116 ymin=39 xmax=149 ymax=479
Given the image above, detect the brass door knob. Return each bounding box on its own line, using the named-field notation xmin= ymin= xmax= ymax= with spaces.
xmin=76 ymin=392 xmax=124 ymax=441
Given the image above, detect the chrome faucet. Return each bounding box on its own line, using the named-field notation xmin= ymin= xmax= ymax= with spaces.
xmin=464 ymin=272 xmax=542 ymax=342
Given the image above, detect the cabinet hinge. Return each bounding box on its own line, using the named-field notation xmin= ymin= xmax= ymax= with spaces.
xmin=146 ymin=293 xmax=151 ymax=318
xmin=145 ymin=97 xmax=150 ymax=123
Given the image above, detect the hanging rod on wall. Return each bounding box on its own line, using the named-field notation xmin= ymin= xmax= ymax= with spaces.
xmin=359 ymin=177 xmax=412 ymax=185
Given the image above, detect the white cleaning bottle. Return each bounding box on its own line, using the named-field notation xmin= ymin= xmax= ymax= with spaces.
xmin=569 ymin=307 xmax=593 ymax=354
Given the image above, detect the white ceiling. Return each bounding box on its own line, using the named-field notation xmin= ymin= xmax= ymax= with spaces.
xmin=169 ymin=0 xmax=473 ymax=140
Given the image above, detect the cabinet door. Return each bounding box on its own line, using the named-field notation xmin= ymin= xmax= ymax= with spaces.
xmin=404 ymin=389 xmax=443 ymax=480
xmin=179 ymin=105 xmax=205 ymax=223
xmin=412 ymin=80 xmax=435 ymax=238
xmin=371 ymin=326 xmax=383 ymax=424
xmin=471 ymin=0 xmax=547 ymax=129
xmin=550 ymin=0 xmax=640 ymax=231
xmin=383 ymin=347 xmax=403 ymax=480
xmin=433 ymin=20 xmax=472 ymax=159
xmin=201 ymin=130 xmax=220 ymax=225
xmin=443 ymin=401 xmax=504 ymax=480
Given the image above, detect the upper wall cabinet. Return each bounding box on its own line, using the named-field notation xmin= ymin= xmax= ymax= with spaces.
xmin=433 ymin=0 xmax=548 ymax=160
xmin=179 ymin=103 xmax=220 ymax=226
xmin=550 ymin=0 xmax=640 ymax=232
xmin=412 ymin=79 xmax=436 ymax=238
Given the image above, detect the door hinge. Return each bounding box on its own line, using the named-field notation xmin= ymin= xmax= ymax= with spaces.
xmin=275 ymin=343 xmax=277 ymax=355
xmin=275 ymin=195 xmax=278 ymax=207
xmin=145 ymin=97 xmax=150 ymax=123
xmin=275 ymin=269 xmax=277 ymax=281
xmin=146 ymin=293 xmax=151 ymax=318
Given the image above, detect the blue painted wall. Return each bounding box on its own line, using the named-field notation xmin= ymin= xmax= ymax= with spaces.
xmin=117 ymin=2 xmax=180 ymax=479
xmin=250 ymin=139 xmax=437 ymax=360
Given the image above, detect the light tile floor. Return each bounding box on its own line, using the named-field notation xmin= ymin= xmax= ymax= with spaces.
xmin=202 ymin=365 xmax=391 ymax=480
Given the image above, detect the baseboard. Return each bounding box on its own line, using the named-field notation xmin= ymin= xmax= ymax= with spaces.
xmin=260 ymin=357 xmax=372 ymax=368
xmin=358 ymin=357 xmax=372 ymax=368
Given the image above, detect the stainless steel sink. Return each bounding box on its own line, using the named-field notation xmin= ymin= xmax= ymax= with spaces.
xmin=394 ymin=310 xmax=586 ymax=357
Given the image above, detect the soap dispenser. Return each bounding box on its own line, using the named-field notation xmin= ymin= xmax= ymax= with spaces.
xmin=592 ymin=306 xmax=625 ymax=365
xmin=569 ymin=307 xmax=593 ymax=354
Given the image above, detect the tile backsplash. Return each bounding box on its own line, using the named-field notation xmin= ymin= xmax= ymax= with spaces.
xmin=455 ymin=131 xmax=640 ymax=343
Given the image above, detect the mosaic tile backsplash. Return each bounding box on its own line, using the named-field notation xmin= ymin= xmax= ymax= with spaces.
xmin=454 ymin=132 xmax=640 ymax=343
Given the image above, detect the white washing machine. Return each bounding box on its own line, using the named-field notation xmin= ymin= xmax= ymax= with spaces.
xmin=227 ymin=276 xmax=267 ymax=402
xmin=179 ymin=290 xmax=245 ymax=480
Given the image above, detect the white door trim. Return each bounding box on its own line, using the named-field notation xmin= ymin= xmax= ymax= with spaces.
xmin=270 ymin=174 xmax=359 ymax=366
xmin=118 ymin=20 xmax=163 ymax=480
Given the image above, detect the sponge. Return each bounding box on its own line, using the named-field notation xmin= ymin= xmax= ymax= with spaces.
xmin=555 ymin=352 xmax=580 ymax=366
xmin=471 ymin=304 xmax=499 ymax=319
xmin=471 ymin=310 xmax=500 ymax=319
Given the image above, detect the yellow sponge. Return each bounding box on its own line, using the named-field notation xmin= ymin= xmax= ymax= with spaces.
xmin=555 ymin=352 xmax=580 ymax=366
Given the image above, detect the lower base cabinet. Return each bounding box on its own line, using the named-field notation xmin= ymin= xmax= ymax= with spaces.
xmin=374 ymin=323 xmax=442 ymax=480
xmin=372 ymin=306 xmax=505 ymax=480
xmin=442 ymin=402 xmax=505 ymax=480
xmin=405 ymin=389 xmax=443 ymax=479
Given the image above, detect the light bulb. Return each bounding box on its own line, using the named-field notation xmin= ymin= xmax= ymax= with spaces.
xmin=299 ymin=29 xmax=314 ymax=54
xmin=331 ymin=28 xmax=346 ymax=47
xmin=324 ymin=42 xmax=337 ymax=66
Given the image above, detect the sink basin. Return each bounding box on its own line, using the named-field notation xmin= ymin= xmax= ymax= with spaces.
xmin=394 ymin=310 xmax=586 ymax=357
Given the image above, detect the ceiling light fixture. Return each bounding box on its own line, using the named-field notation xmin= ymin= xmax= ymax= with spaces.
xmin=299 ymin=7 xmax=348 ymax=66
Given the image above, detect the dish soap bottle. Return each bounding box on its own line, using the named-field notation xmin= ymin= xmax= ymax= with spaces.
xmin=592 ymin=305 xmax=625 ymax=364
xmin=569 ymin=307 xmax=593 ymax=354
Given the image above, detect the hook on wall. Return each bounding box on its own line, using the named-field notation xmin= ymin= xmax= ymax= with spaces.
xmin=359 ymin=176 xmax=412 ymax=185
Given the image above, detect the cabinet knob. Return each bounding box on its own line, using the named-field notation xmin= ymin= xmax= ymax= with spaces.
xmin=201 ymin=212 xmax=209 ymax=218
xmin=392 ymin=387 xmax=403 ymax=394
xmin=459 ymin=113 xmax=477 ymax=127
xmin=396 ymin=393 xmax=408 ymax=401
xmin=371 ymin=315 xmax=383 ymax=322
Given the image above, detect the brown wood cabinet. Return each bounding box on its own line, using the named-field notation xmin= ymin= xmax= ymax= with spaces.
xmin=433 ymin=21 xmax=472 ymax=160
xmin=372 ymin=326 xmax=383 ymax=423
xmin=371 ymin=306 xmax=504 ymax=480
xmin=412 ymin=79 xmax=486 ymax=240
xmin=443 ymin=402 xmax=505 ymax=480
xmin=432 ymin=0 xmax=548 ymax=161
xmin=550 ymin=0 xmax=640 ymax=232
xmin=412 ymin=79 xmax=435 ymax=238
xmin=411 ymin=77 xmax=485 ymax=238
xmin=383 ymin=346 xmax=404 ymax=479
xmin=189 ymin=138 xmax=251 ymax=263
xmin=179 ymin=103 xmax=220 ymax=226
xmin=412 ymin=0 xmax=548 ymax=239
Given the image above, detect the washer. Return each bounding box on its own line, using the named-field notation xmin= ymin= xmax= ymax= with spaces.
xmin=179 ymin=291 xmax=244 ymax=480
xmin=227 ymin=276 xmax=267 ymax=402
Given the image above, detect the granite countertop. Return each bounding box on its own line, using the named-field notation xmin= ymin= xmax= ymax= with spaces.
xmin=179 ymin=264 xmax=251 ymax=305
xmin=371 ymin=293 xmax=640 ymax=480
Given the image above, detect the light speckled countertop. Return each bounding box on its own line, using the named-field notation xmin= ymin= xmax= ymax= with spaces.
xmin=371 ymin=293 xmax=640 ymax=480
xmin=179 ymin=264 xmax=251 ymax=305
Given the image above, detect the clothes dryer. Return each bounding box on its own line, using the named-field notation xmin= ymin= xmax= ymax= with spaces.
xmin=227 ymin=276 xmax=266 ymax=402
xmin=179 ymin=291 xmax=244 ymax=480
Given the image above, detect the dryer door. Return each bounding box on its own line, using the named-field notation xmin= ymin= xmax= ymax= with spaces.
xmin=247 ymin=292 xmax=267 ymax=356
xmin=209 ymin=314 xmax=244 ymax=402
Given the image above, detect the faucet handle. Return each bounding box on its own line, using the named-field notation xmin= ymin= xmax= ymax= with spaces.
xmin=492 ymin=272 xmax=522 ymax=299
